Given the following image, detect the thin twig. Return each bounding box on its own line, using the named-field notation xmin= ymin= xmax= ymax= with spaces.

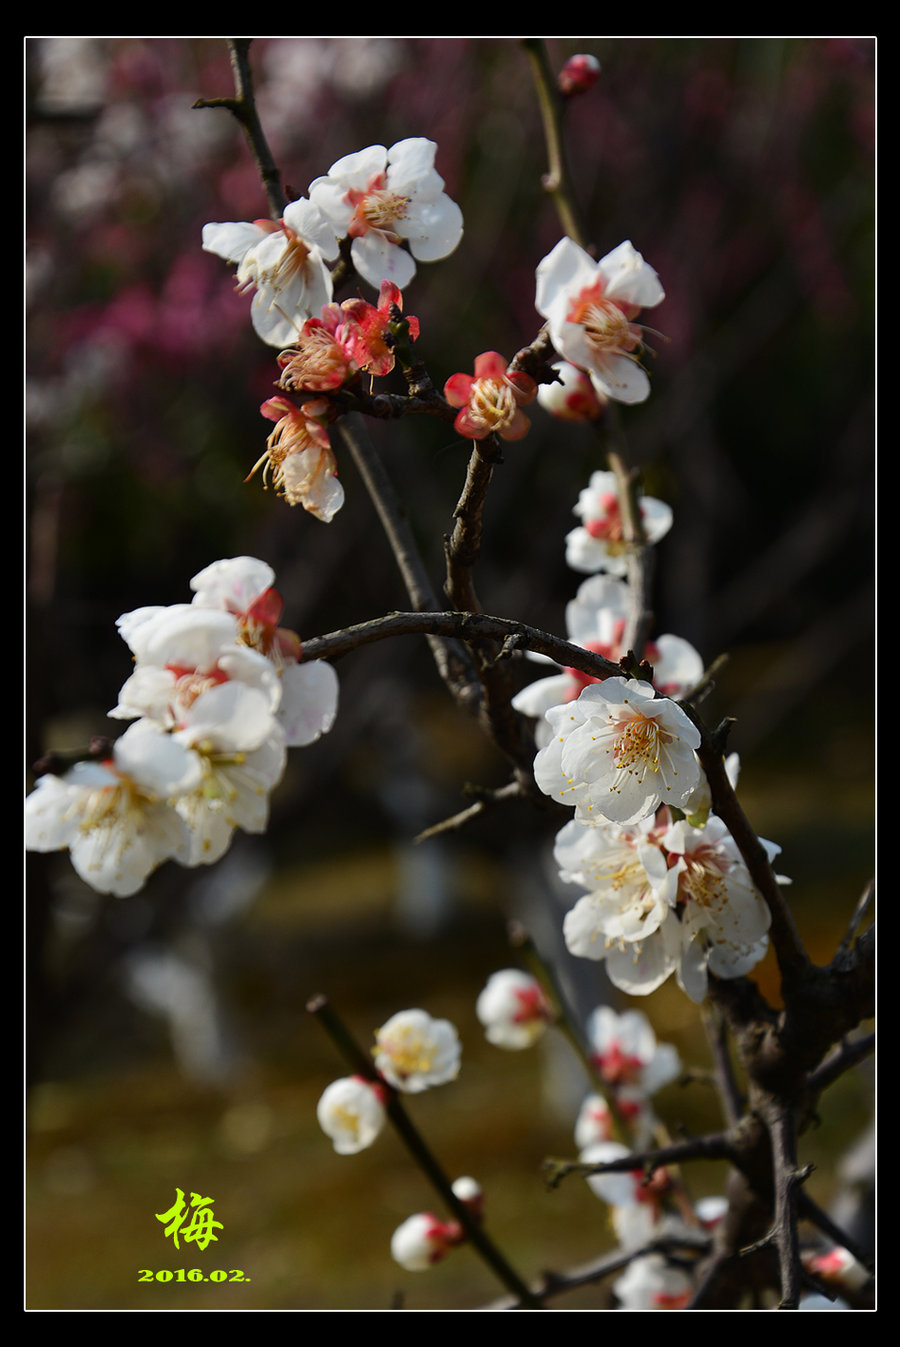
xmin=835 ymin=878 xmax=875 ymax=958
xmin=193 ymin=40 xmax=287 ymax=220
xmin=688 ymin=711 xmax=811 ymax=988
xmin=543 ymin=1130 xmax=734 ymax=1189
xmin=333 ymin=414 xmax=478 ymax=705
xmin=520 ymin=40 xmax=588 ymax=248
xmin=413 ymin=781 xmax=525 ymax=843
xmin=702 ymin=1003 xmax=744 ymax=1128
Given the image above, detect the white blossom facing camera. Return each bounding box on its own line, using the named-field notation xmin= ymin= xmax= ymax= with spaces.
xmin=536 ymin=237 xmax=665 ymax=405
xmin=316 ymin=1076 xmax=387 ymax=1155
xmin=309 ymin=138 xmax=463 ymax=291
xmin=373 ymin=1008 xmax=461 ymax=1093
xmin=534 ymin=677 xmax=702 ymax=826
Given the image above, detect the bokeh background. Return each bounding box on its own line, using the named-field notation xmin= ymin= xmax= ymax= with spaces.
xmin=26 ymin=37 xmax=874 ymax=1310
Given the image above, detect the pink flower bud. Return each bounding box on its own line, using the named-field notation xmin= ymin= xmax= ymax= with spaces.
xmin=558 ymin=54 xmax=601 ymax=97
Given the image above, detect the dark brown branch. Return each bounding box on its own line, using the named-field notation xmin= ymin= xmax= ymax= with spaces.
xmin=193 ymin=40 xmax=287 ymax=220
xmin=479 ymin=1231 xmax=711 ymax=1310
xmin=689 ymin=712 xmax=811 ymax=989
xmin=836 ymin=878 xmax=874 ymax=959
xmin=543 ymin=1130 xmax=734 ymax=1190
xmin=758 ymin=1103 xmax=809 ymax=1308
xmin=301 ymin=609 xmax=623 ymax=681
xmin=607 ymin=450 xmax=655 ymax=659
xmin=807 ymin=1031 xmax=875 ymax=1096
xmin=702 ymin=1004 xmax=744 ymax=1128
xmin=333 ymin=415 xmax=478 ymax=707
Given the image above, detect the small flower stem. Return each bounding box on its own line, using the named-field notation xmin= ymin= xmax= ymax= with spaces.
xmin=307 ymin=994 xmax=543 ymax=1308
xmin=521 ymin=39 xmax=588 ymax=249
xmin=607 ymin=449 xmax=654 ymax=660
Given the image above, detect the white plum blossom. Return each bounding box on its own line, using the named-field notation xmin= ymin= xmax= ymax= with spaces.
xmin=586 ymin=1007 xmax=681 ymax=1097
xmin=555 ymin=815 xmax=672 ymax=960
xmin=534 ymin=677 xmax=702 ymax=826
xmin=25 ymin=719 xmax=203 ymax=896
xmin=575 ymin=1088 xmax=655 ymax=1149
xmin=373 ymin=1009 xmax=461 ymax=1093
xmin=536 ymin=237 xmax=665 ymax=405
xmin=202 ymin=197 xmax=339 ymax=347
xmin=171 ymin=684 xmax=287 ymax=867
xmin=564 ymin=470 xmax=673 ymax=576
xmin=316 ymin=1076 xmax=387 ymax=1155
xmin=613 ymin=1254 xmax=694 ymax=1310
xmin=390 ymin=1212 xmax=458 ymax=1271
xmin=537 ymin=360 xmax=606 ymax=421
xmin=188 ymin=556 xmax=339 ymax=748
xmin=475 ymin=969 xmax=552 ymax=1049
xmin=309 ymin=138 xmax=463 ymax=290
xmin=110 ymin=605 xmax=282 ymax=733
xmin=650 ymin=816 xmax=775 ymax=1003
xmin=513 ymin=573 xmax=703 ymax=748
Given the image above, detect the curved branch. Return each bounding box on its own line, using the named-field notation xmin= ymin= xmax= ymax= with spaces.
xmin=300 ymin=609 xmax=624 ymax=682
xmin=520 ymin=40 xmax=588 ymax=248
xmin=194 ymin=40 xmax=287 ymax=220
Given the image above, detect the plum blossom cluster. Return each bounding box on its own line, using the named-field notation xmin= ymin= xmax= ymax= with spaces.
xmin=203 ymin=137 xmax=462 ymax=345
xmin=204 ymin=137 xmax=461 ymax=524
xmin=518 ymin=473 xmax=783 ymax=1002
xmin=554 ymin=808 xmax=779 ymax=1001
xmin=26 ymin=556 xmax=338 ymax=897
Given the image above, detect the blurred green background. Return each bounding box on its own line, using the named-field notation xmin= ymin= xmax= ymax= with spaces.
xmin=26 ymin=37 xmax=874 ymax=1309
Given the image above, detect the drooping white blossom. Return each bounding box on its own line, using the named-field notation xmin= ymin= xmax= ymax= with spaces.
xmin=373 ymin=1008 xmax=461 ymax=1093
xmin=534 ymin=677 xmax=702 ymax=826
xmin=26 ymin=719 xmax=204 ymax=896
xmin=475 ymin=969 xmax=552 ymax=1050
xmin=316 ymin=1076 xmax=387 ymax=1155
xmin=202 ymin=197 xmax=339 ymax=347
xmin=652 ymin=816 xmax=775 ymax=1003
xmin=390 ymin=1212 xmax=458 ymax=1271
xmin=564 ymin=470 xmax=673 ymax=576
xmin=309 ymin=138 xmax=463 ymax=290
xmin=536 ymin=237 xmax=665 ymax=405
